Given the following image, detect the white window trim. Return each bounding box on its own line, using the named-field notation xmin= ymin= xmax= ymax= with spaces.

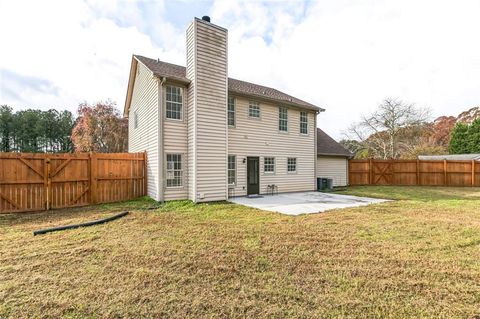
xmin=165 ymin=85 xmax=184 ymax=122
xmin=166 ymin=153 xmax=183 ymax=188
xmin=300 ymin=111 xmax=308 ymax=135
xmin=278 ymin=107 xmax=288 ymax=133
xmin=228 ymin=155 xmax=237 ymax=185
xmin=248 ymin=101 xmax=261 ymax=119
xmin=228 ymin=96 xmax=236 ymax=128
xmin=263 ymin=156 xmax=275 ymax=175
xmin=287 ymin=157 xmax=297 ymax=174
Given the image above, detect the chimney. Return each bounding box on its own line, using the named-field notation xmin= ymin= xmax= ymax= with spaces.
xmin=186 ymin=17 xmax=228 ymax=202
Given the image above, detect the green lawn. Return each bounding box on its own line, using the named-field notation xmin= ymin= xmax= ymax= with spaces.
xmin=1 ymin=186 xmax=479 ymax=318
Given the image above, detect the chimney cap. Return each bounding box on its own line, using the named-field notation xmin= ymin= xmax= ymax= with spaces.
xmin=201 ymin=16 xmax=211 ymax=22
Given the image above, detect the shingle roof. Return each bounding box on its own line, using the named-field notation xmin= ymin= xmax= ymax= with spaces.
xmin=134 ymin=55 xmax=323 ymax=112
xmin=136 ymin=55 xmax=188 ymax=83
xmin=317 ymin=128 xmax=352 ymax=157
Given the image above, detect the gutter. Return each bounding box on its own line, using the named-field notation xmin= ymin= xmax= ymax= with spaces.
xmin=227 ymin=89 xmax=325 ymax=113
xmin=157 ymin=76 xmax=166 ymax=203
xmin=317 ymin=153 xmax=353 ymax=158
xmin=153 ymin=74 xmax=191 ymax=86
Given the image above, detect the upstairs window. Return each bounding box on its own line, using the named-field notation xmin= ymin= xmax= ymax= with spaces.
xmin=228 ymin=155 xmax=236 ymax=185
xmin=228 ymin=96 xmax=235 ymax=127
xmin=166 ymin=86 xmax=183 ymax=120
xmin=264 ymin=157 xmax=275 ymax=173
xmin=279 ymin=107 xmax=288 ymax=132
xmin=166 ymin=154 xmax=182 ymax=187
xmin=287 ymin=158 xmax=297 ymax=173
xmin=249 ymin=101 xmax=260 ymax=118
xmin=300 ymin=111 xmax=308 ymax=134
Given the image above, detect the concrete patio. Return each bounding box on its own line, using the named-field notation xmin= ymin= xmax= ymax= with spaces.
xmin=229 ymin=191 xmax=389 ymax=215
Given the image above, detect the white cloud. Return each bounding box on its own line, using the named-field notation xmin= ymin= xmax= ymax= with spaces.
xmin=212 ymin=0 xmax=480 ymax=139
xmin=1 ymin=0 xmax=480 ymax=140
xmin=0 ymin=0 xmax=177 ymax=114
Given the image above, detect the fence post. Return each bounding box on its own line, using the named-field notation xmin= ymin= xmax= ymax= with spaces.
xmin=369 ymin=158 xmax=373 ymax=185
xmin=416 ymin=159 xmax=420 ymax=186
xmin=90 ymin=153 xmax=97 ymax=204
xmin=44 ymin=157 xmax=50 ymax=210
xmin=390 ymin=159 xmax=394 ymax=185
xmin=472 ymin=160 xmax=475 ymax=187
xmin=444 ymin=160 xmax=448 ymax=186
xmin=87 ymin=152 xmax=92 ymax=204
xmin=143 ymin=151 xmax=148 ymax=196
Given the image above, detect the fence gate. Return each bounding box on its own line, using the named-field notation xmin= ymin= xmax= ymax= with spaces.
xmin=49 ymin=154 xmax=90 ymax=210
xmin=372 ymin=160 xmax=393 ymax=185
xmin=0 ymin=154 xmax=46 ymax=213
xmin=0 ymin=152 xmax=146 ymax=214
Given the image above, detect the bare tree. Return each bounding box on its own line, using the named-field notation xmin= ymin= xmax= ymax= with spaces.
xmin=346 ymin=98 xmax=431 ymax=159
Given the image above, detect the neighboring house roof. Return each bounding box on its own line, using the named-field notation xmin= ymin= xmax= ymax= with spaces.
xmin=126 ymin=55 xmax=324 ymax=115
xmin=317 ymin=128 xmax=352 ymax=157
xmin=418 ymin=154 xmax=480 ymax=161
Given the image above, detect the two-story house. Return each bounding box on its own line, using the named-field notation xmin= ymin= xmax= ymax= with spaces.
xmin=124 ymin=16 xmax=326 ymax=202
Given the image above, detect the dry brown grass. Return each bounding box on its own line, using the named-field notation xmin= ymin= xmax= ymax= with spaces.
xmin=1 ymin=186 xmax=479 ymax=318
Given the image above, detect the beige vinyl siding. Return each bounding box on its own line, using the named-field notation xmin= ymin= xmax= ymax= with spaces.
xmin=186 ymin=22 xmax=196 ymax=201
xmin=128 ymin=62 xmax=160 ymax=200
xmin=317 ymin=156 xmax=348 ymax=187
xmin=163 ymin=83 xmax=189 ymax=200
xmin=188 ymin=19 xmax=228 ymax=202
xmin=228 ymin=97 xmax=316 ymax=196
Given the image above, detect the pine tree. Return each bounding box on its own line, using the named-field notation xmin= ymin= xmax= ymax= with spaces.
xmin=467 ymin=119 xmax=480 ymax=153
xmin=448 ymin=122 xmax=470 ymax=154
xmin=0 ymin=105 xmax=14 ymax=152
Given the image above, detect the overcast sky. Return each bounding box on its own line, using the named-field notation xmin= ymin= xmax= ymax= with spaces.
xmin=1 ymin=0 xmax=480 ymax=139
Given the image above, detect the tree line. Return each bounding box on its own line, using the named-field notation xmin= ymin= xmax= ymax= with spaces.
xmin=0 ymin=106 xmax=74 ymax=152
xmin=0 ymin=101 xmax=127 ymax=153
xmin=342 ymin=98 xmax=480 ymax=159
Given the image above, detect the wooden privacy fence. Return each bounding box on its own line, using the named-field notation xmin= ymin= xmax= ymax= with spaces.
xmin=349 ymin=159 xmax=480 ymax=186
xmin=0 ymin=152 xmax=147 ymax=214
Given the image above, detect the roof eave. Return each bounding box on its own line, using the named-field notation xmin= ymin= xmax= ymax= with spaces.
xmin=153 ymin=74 xmax=191 ymax=85
xmin=123 ymin=56 xmax=138 ymax=117
xmin=228 ymin=89 xmax=324 ymax=112
xmin=317 ymin=152 xmax=353 ymax=158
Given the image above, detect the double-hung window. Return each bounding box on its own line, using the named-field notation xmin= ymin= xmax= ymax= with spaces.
xmin=264 ymin=157 xmax=275 ymax=173
xmin=249 ymin=101 xmax=260 ymax=118
xmin=166 ymin=154 xmax=182 ymax=187
xmin=279 ymin=107 xmax=288 ymax=132
xmin=228 ymin=155 xmax=236 ymax=185
xmin=228 ymin=96 xmax=235 ymax=126
xmin=300 ymin=111 xmax=308 ymax=134
xmin=166 ymin=86 xmax=183 ymax=120
xmin=287 ymin=158 xmax=297 ymax=173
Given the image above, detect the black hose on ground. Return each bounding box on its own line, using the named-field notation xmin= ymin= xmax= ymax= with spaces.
xmin=33 ymin=211 xmax=129 ymax=236
xmin=145 ymin=206 xmax=161 ymax=210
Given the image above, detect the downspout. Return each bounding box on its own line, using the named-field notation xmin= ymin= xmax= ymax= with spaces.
xmin=314 ymin=110 xmax=318 ymax=190
xmin=314 ymin=109 xmax=325 ymax=190
xmin=158 ymin=76 xmax=166 ymax=202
